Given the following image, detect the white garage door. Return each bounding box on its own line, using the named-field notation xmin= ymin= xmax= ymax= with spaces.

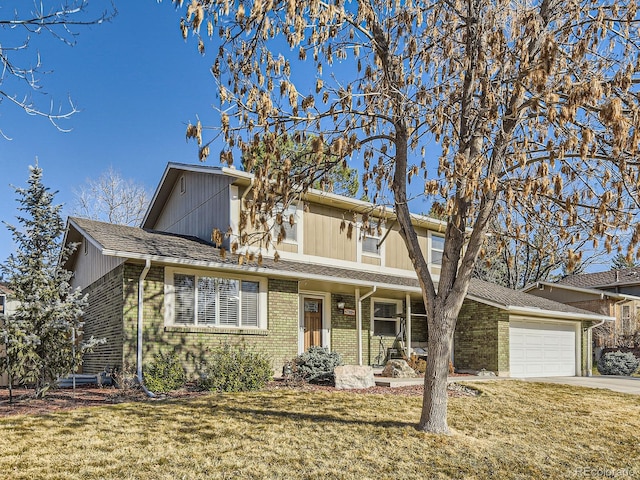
xmin=510 ymin=320 xmax=577 ymax=377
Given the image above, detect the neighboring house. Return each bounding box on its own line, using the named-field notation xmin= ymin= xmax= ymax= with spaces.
xmin=61 ymin=162 xmax=612 ymax=381
xmin=524 ymin=269 xmax=640 ymax=349
xmin=1 ymin=283 xmax=20 ymax=387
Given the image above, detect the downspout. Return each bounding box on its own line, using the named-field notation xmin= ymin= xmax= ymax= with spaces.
xmin=585 ymin=317 xmax=609 ymax=377
xmin=240 ymin=178 xmax=255 ymax=207
xmin=357 ymin=286 xmax=377 ymax=366
xmin=137 ymin=258 xmax=156 ymax=397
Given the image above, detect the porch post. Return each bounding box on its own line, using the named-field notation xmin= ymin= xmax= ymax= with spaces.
xmin=356 ymin=288 xmax=362 ymax=366
xmin=405 ymin=293 xmax=412 ymax=358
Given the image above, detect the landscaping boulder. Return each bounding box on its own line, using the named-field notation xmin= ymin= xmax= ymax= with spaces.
xmin=381 ymin=359 xmax=418 ymax=378
xmin=334 ymin=365 xmax=376 ymax=389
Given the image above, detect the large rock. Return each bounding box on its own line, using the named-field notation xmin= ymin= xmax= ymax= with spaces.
xmin=381 ymin=359 xmax=418 ymax=378
xmin=334 ymin=365 xmax=376 ymax=389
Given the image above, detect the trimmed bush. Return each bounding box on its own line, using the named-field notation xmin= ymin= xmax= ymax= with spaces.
xmin=197 ymin=343 xmax=272 ymax=392
xmin=294 ymin=346 xmax=342 ymax=384
xmin=597 ymin=351 xmax=640 ymax=376
xmin=144 ymin=352 xmax=187 ymax=393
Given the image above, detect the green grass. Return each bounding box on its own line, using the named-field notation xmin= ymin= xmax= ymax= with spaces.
xmin=1 ymin=382 xmax=639 ymax=479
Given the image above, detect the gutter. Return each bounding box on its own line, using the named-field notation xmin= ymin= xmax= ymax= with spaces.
xmin=357 ymin=286 xmax=377 ymax=366
xmin=137 ymin=258 xmax=156 ymax=398
xmin=101 ymin=249 xmax=423 ymax=294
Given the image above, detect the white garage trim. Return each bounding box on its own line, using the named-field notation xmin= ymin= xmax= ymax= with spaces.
xmin=509 ymin=316 xmax=581 ymax=378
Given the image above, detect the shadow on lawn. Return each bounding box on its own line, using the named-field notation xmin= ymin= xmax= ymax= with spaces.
xmin=1 ymin=391 xmax=417 ymax=440
xmin=108 ymin=393 xmax=415 ymax=432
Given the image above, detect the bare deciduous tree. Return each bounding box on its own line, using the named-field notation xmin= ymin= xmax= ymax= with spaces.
xmin=0 ymin=1 xmax=115 ymax=138
xmin=73 ymin=167 xmax=149 ymax=226
xmin=473 ymin=217 xmax=606 ymax=290
xmin=174 ymin=0 xmax=640 ymax=434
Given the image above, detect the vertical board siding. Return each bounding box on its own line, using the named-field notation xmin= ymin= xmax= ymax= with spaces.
xmin=71 ymin=240 xmax=124 ymax=291
xmin=303 ymin=203 xmax=356 ymax=261
xmin=153 ymin=171 xmax=233 ymax=243
xmin=385 ymin=226 xmax=429 ymax=271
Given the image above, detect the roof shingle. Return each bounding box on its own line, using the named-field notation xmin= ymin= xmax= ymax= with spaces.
xmin=69 ymin=217 xmax=606 ymax=319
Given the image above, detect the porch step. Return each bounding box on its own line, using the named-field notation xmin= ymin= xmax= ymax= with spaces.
xmin=374 ymin=376 xmax=424 ymax=388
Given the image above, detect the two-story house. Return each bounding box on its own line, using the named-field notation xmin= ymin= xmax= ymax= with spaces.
xmin=62 ymin=163 xmax=612 ymax=381
xmin=524 ymin=269 xmax=640 ymax=350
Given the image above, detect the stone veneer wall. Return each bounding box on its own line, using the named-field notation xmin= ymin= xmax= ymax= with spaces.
xmin=81 ymin=265 xmax=125 ymax=374
xmin=121 ymin=264 xmax=299 ymax=378
xmin=454 ymin=300 xmax=510 ymax=375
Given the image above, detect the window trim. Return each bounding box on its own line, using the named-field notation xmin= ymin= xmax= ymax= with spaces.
xmin=371 ymin=298 xmax=402 ymax=337
xmin=164 ymin=267 xmax=267 ymax=330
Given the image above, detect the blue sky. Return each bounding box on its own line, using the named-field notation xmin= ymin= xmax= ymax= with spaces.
xmin=0 ymin=1 xmax=612 ymax=272
xmin=0 ymin=1 xmax=221 ymax=264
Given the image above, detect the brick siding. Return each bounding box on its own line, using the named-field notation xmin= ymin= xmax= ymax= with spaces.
xmin=454 ymin=300 xmax=510 ymax=375
xmin=121 ymin=265 xmax=299 ymax=378
xmin=81 ymin=265 xmax=125 ymax=374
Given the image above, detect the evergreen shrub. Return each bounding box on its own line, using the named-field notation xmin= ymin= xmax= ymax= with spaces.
xmin=597 ymin=351 xmax=640 ymax=376
xmin=293 ymin=346 xmax=342 ymax=384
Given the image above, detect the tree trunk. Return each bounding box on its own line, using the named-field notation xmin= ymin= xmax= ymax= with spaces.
xmin=418 ymin=308 xmax=456 ymax=434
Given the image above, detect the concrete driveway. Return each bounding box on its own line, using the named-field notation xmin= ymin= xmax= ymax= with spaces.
xmin=522 ymin=376 xmax=640 ymax=395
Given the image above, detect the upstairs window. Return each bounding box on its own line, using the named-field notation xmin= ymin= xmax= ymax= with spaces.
xmin=173 ymin=273 xmax=260 ymax=328
xmin=276 ymin=205 xmax=298 ymax=243
xmin=431 ymin=234 xmax=445 ymax=266
xmin=361 ymin=220 xmax=384 ymax=257
xmin=362 ymin=233 xmax=380 ymax=255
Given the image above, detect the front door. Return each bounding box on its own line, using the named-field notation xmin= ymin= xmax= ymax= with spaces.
xmin=303 ymin=298 xmax=323 ymax=350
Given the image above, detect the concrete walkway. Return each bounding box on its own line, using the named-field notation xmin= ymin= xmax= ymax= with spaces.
xmin=520 ymin=376 xmax=640 ymax=395
xmin=375 ymin=375 xmax=640 ymax=395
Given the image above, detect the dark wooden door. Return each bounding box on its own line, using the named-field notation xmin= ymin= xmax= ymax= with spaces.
xmin=303 ymin=298 xmax=322 ymax=350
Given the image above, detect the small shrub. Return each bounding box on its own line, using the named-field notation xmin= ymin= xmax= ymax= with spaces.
xmin=112 ymin=363 xmax=140 ymax=392
xmin=407 ymin=355 xmax=427 ymax=374
xmin=144 ymin=352 xmax=186 ymax=393
xmin=197 ymin=343 xmax=272 ymax=392
xmin=293 ymin=346 xmax=342 ymax=384
xmin=597 ymin=351 xmax=640 ymax=376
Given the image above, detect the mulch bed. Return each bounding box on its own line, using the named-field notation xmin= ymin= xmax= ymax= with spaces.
xmin=0 ymin=380 xmax=478 ymax=418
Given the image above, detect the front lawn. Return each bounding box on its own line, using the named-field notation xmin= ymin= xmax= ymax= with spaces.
xmin=1 ymin=381 xmax=639 ymax=479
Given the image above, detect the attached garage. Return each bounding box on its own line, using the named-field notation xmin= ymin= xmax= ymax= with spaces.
xmin=509 ymin=319 xmax=578 ymax=377
xmin=454 ymin=279 xmax=615 ymax=378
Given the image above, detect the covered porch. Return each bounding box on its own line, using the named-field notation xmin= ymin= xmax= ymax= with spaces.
xmin=295 ymin=276 xmax=429 ymax=367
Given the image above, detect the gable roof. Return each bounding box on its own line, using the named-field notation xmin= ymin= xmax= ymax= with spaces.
xmin=66 ymin=217 xmax=612 ymax=322
xmin=558 ymin=267 xmax=640 ymax=289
